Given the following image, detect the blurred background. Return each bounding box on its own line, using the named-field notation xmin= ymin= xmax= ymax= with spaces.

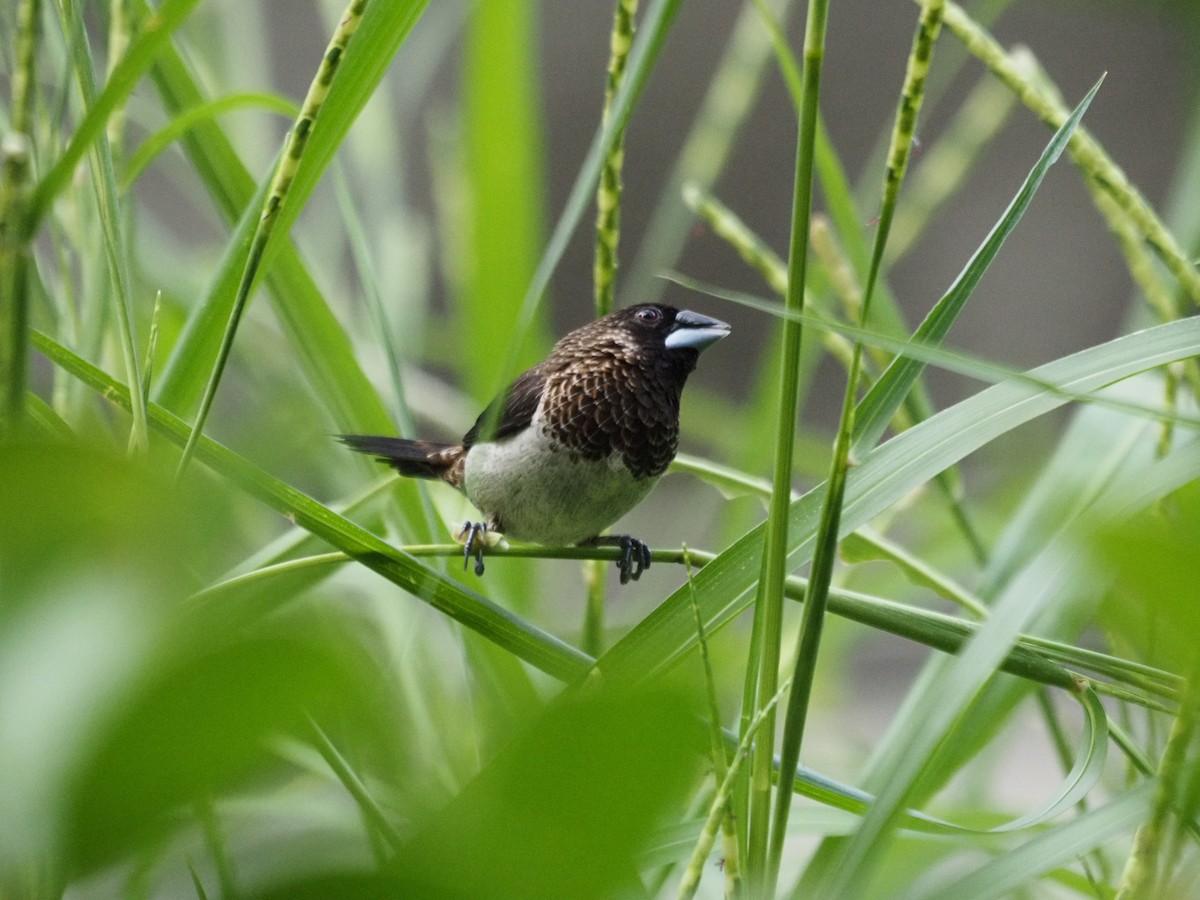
xmin=6 ymin=0 xmax=1200 ymax=894
xmin=132 ymin=0 xmax=1200 ymax=794
xmin=185 ymin=0 xmax=1199 ymax=389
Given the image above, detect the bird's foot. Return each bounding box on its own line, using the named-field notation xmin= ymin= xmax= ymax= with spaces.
xmin=454 ymin=521 xmax=494 ymax=576
xmin=584 ymin=534 xmax=652 ymax=585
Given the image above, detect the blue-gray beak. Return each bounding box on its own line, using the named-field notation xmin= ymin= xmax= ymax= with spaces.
xmin=664 ymin=309 xmax=731 ymax=351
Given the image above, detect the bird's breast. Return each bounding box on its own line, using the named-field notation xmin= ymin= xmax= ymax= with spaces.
xmin=462 ymin=414 xmax=660 ymax=546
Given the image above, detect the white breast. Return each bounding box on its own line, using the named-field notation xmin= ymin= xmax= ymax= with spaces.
xmin=462 ymin=412 xmax=658 ymax=546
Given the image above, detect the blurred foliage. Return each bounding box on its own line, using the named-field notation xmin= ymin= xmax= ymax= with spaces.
xmin=1 ymin=0 xmax=1200 ymax=897
xmin=1097 ymin=483 xmax=1200 ymax=678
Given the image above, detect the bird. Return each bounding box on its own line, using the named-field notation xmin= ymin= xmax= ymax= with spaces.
xmin=340 ymin=303 xmax=730 ymax=584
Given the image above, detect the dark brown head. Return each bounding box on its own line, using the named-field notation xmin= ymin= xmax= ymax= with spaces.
xmin=552 ymin=304 xmax=730 ymax=375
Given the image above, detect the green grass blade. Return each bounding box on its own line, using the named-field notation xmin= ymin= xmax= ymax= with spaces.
xmin=0 ymin=140 xmax=33 ymax=439
xmin=851 ymin=75 xmax=1103 ymax=455
xmin=32 ymin=330 xmax=592 ymax=685
xmin=595 ymin=316 xmax=1200 ymax=683
xmin=27 ymin=0 xmax=202 ymax=231
xmin=153 ymin=1 xmax=424 ymax=434
xmin=460 ymin=0 xmax=548 ymax=401
xmin=923 ymin=782 xmax=1155 ymax=900
xmin=745 ymin=0 xmax=830 ymax=887
xmin=121 ymin=91 xmax=298 ymax=189
xmin=0 ymin=0 xmax=38 ymax=437
xmin=818 ymin=443 xmax=1200 ymax=897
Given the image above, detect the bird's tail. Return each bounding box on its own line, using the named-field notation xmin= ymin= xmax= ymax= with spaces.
xmin=339 ymin=434 xmax=466 ymax=485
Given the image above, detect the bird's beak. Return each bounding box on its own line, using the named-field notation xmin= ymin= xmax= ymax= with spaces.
xmin=664 ymin=310 xmax=732 ymax=351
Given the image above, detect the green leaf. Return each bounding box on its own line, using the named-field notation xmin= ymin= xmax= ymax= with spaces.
xmin=922 ymin=782 xmax=1154 ymax=900
xmin=598 ymin=315 xmax=1200 ymax=684
xmin=28 ymin=0 xmax=204 ymax=230
xmin=459 ymin=0 xmax=548 ymax=401
xmin=851 ymin=74 xmax=1104 ymax=454
xmin=154 ymin=1 xmax=427 ymax=433
xmin=63 ymin=622 xmax=377 ymax=876
xmin=33 ymin=329 xmax=592 ymax=684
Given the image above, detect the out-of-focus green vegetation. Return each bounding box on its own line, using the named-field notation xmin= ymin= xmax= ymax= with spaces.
xmin=2 ymin=0 xmax=1199 ymax=897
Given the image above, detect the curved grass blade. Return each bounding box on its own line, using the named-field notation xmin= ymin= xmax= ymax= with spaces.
xmin=595 ymin=315 xmax=1200 ymax=684
xmin=177 ymin=0 xmax=374 ymax=474
xmin=922 ymin=782 xmax=1155 ymax=900
xmin=32 ymin=331 xmax=591 ymax=685
xmin=121 ymin=92 xmax=298 ymax=189
xmin=989 ymin=684 xmax=1109 ymax=833
xmin=851 ymin=74 xmax=1104 ymax=456
xmin=460 ymin=0 xmax=548 ymax=402
xmin=818 ymin=441 xmax=1200 ymax=897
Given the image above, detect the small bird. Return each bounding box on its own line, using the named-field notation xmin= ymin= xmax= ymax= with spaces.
xmin=341 ymin=304 xmax=729 ymax=584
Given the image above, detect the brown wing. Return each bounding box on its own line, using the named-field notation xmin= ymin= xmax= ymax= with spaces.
xmin=462 ymin=364 xmax=548 ymax=446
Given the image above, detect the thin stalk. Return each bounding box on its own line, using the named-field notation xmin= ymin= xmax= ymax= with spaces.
xmin=768 ymin=1 xmax=944 ymax=890
xmin=584 ymin=0 xmax=639 ymax=656
xmin=0 ymin=0 xmax=39 ymax=437
xmin=1116 ymin=672 xmax=1200 ymax=898
xmin=0 ymin=138 xmax=33 ymax=438
xmin=307 ymin=716 xmax=404 ymax=852
xmin=59 ymin=0 xmax=149 ymax=453
xmin=676 ymin=549 xmax=743 ymax=899
xmin=177 ymin=0 xmax=369 ymax=475
xmin=593 ymin=0 xmax=638 ymax=317
xmin=744 ymin=0 xmax=830 ymax=891
xmin=581 ymin=559 xmax=607 ymax=657
xmin=106 ymin=0 xmax=134 ymax=149
xmin=680 ymin=681 xmax=791 ymax=900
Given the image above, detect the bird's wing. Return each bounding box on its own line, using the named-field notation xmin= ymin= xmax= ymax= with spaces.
xmin=462 ymin=364 xmax=547 ymax=446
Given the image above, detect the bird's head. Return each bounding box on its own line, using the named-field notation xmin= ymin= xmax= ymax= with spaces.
xmin=603 ymin=304 xmax=731 ymax=361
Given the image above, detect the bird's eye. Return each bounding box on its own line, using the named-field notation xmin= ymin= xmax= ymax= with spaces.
xmin=634 ymin=307 xmax=662 ymax=326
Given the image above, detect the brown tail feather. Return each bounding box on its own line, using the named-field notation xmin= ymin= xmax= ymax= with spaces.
xmin=339 ymin=435 xmax=466 ymax=486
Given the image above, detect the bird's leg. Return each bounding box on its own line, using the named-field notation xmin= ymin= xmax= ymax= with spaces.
xmin=582 ymin=534 xmax=652 ymax=585
xmin=456 ymin=521 xmax=489 ymax=577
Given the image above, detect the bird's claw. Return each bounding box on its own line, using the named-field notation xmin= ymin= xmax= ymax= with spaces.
xmin=459 ymin=521 xmax=488 ymax=577
xmin=585 ymin=535 xmax=650 ymax=585
xmin=583 ymin=534 xmax=652 ymax=584
xmin=616 ymin=536 xmax=652 ymax=584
